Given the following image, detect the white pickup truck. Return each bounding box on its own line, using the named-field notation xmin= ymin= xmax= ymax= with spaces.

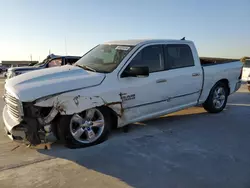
xmin=241 ymin=59 xmax=250 ymax=91
xmin=3 ymin=39 xmax=242 ymax=147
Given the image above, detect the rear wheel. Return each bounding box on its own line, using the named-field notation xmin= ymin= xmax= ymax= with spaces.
xmin=203 ymin=82 xmax=229 ymax=113
xmin=57 ymin=107 xmax=111 ymax=148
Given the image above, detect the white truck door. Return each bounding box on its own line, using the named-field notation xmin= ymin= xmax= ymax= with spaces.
xmin=118 ymin=44 xmax=170 ymax=120
xmin=161 ymin=44 xmax=203 ymax=109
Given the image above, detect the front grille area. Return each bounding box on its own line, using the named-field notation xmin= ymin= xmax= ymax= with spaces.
xmin=5 ymin=91 xmax=22 ymax=120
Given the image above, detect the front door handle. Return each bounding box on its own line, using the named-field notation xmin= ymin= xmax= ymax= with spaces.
xmin=192 ymin=73 xmax=200 ymax=77
xmin=156 ymin=79 xmax=167 ymax=83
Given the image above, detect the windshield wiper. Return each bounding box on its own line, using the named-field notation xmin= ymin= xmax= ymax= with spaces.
xmin=75 ymin=64 xmax=96 ymax=72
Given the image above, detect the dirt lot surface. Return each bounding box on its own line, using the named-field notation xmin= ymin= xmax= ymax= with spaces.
xmin=0 ymin=79 xmax=250 ymax=188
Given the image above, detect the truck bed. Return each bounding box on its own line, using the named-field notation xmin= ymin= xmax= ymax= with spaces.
xmin=198 ymin=60 xmax=242 ymax=103
xmin=200 ymin=57 xmax=240 ymax=66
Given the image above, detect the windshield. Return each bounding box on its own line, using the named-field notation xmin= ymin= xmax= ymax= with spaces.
xmin=75 ymin=44 xmax=134 ymax=73
xmin=243 ymin=60 xmax=250 ymax=68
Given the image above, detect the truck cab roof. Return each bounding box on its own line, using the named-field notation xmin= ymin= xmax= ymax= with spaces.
xmin=103 ymin=39 xmax=193 ymax=46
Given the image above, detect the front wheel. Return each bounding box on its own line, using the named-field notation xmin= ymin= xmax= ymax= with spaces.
xmin=57 ymin=107 xmax=111 ymax=148
xmin=203 ymin=82 xmax=229 ymax=113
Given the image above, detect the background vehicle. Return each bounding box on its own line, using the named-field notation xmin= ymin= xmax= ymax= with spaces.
xmin=5 ymin=54 xmax=81 ymax=79
xmin=0 ymin=66 xmax=8 ymax=74
xmin=241 ymin=59 xmax=250 ymax=91
xmin=3 ymin=39 xmax=242 ymax=148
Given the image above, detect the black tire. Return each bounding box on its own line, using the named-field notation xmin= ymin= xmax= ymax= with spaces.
xmin=56 ymin=106 xmax=111 ymax=148
xmin=202 ymin=82 xmax=229 ymax=113
xmin=248 ymin=86 xmax=250 ymax=92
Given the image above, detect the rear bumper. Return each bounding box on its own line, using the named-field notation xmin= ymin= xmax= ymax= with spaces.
xmin=2 ymin=105 xmax=27 ymax=142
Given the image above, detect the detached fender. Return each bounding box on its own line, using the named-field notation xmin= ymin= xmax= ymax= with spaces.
xmin=34 ymin=94 xmax=124 ymax=117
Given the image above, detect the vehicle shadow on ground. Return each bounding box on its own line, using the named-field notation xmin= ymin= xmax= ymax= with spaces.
xmin=37 ymin=102 xmax=250 ymax=188
xmin=37 ymin=111 xmax=207 ymax=187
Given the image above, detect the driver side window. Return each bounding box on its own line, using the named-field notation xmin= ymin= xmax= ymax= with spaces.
xmin=48 ymin=58 xmax=62 ymax=67
xmin=129 ymin=45 xmax=164 ymax=73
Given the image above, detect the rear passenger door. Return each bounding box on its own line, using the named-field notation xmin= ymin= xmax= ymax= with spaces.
xmin=162 ymin=44 xmax=202 ymax=108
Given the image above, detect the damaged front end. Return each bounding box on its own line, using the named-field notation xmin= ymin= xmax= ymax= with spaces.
xmin=3 ymin=89 xmax=124 ymax=146
xmin=22 ymin=103 xmax=59 ymax=145
xmin=3 ymin=92 xmax=59 ymax=146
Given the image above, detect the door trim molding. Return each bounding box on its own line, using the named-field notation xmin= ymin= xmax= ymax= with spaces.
xmin=124 ymin=90 xmax=200 ymax=110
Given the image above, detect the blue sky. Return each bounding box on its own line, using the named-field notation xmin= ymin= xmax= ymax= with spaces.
xmin=0 ymin=0 xmax=249 ymax=61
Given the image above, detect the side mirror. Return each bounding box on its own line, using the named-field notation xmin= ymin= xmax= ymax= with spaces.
xmin=121 ymin=66 xmax=149 ymax=78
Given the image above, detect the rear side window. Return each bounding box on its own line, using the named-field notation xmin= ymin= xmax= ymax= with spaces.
xmin=129 ymin=45 xmax=164 ymax=73
xmin=164 ymin=44 xmax=194 ymax=69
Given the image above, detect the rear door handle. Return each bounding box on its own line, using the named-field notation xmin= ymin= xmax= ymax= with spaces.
xmin=192 ymin=73 xmax=200 ymax=77
xmin=156 ymin=79 xmax=167 ymax=83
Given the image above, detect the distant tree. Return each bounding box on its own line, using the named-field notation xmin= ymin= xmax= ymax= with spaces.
xmin=240 ymin=56 xmax=250 ymax=63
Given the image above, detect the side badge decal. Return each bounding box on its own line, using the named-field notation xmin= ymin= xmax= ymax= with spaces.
xmin=122 ymin=94 xmax=135 ymax=102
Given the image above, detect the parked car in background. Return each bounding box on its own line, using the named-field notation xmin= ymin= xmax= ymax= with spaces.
xmin=0 ymin=66 xmax=8 ymax=74
xmin=5 ymin=54 xmax=81 ymax=79
xmin=241 ymin=59 xmax=250 ymax=91
xmin=3 ymin=39 xmax=242 ymax=148
xmin=28 ymin=62 xmax=38 ymax=66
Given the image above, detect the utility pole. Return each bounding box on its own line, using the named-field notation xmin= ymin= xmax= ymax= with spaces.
xmin=64 ymin=37 xmax=68 ymax=56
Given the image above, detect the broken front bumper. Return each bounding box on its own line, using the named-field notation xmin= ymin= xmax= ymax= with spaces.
xmin=3 ymin=105 xmax=57 ymax=145
xmin=2 ymin=105 xmax=27 ymax=142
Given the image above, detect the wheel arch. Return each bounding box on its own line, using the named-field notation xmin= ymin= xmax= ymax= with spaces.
xmin=202 ymin=78 xmax=230 ymax=113
xmin=202 ymin=78 xmax=230 ymax=104
xmin=199 ymin=78 xmax=231 ymax=104
xmin=97 ymin=105 xmax=118 ymax=130
xmin=215 ymin=79 xmax=230 ymax=94
xmin=52 ymin=105 xmax=119 ymax=138
xmin=51 ymin=105 xmax=119 ymax=146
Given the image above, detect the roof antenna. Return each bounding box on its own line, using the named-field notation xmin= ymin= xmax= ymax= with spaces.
xmin=181 ymin=37 xmax=185 ymax=40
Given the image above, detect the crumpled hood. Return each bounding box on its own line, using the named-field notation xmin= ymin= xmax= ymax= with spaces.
xmin=5 ymin=65 xmax=105 ymax=102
